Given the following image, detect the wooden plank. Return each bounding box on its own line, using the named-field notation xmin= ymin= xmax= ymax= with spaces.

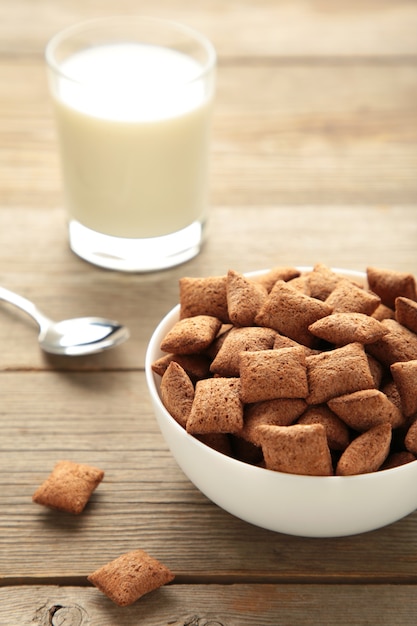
xmin=1 ymin=2 xmax=416 ymax=622
xmin=0 ymin=205 xmax=416 ymax=370
xmin=1 ymin=62 xmax=416 ymax=208
xmin=0 ymin=371 xmax=417 ymax=579
xmin=0 ymin=205 xmax=412 ymax=366
xmin=0 ymin=584 xmax=416 ymax=625
xmin=1 ymin=0 xmax=417 ymax=58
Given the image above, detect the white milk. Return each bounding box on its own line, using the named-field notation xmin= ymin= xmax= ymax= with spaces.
xmin=53 ymin=43 xmax=213 ymax=238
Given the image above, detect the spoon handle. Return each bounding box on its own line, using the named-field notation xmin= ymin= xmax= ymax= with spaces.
xmin=0 ymin=286 xmax=50 ymax=330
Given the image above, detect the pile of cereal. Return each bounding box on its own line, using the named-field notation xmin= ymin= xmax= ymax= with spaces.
xmin=152 ymin=264 xmax=417 ymax=477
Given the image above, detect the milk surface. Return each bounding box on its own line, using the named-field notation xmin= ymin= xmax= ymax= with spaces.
xmin=53 ymin=43 xmax=212 ymax=238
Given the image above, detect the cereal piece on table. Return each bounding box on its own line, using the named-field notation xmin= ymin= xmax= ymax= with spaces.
xmin=210 ymin=326 xmax=276 ymax=377
xmin=151 ymin=353 xmax=211 ymax=381
xmin=325 ymin=279 xmax=380 ymax=315
xmin=251 ymin=266 xmax=300 ymax=292
xmin=366 ymin=319 xmax=417 ymax=366
xmin=88 ymin=549 xmax=174 ymax=606
xmin=372 ymin=303 xmax=395 ymax=321
xmin=395 ymin=296 xmax=417 ymax=333
xmin=308 ymin=312 xmax=388 ymax=346
xmin=160 ymin=315 xmax=222 ymax=355
xmin=179 ymin=275 xmax=229 ymax=322
xmin=336 ymin=423 xmax=392 ymax=476
xmin=405 ymin=420 xmax=417 ymax=455
xmin=297 ymin=405 xmax=350 ymax=451
xmin=381 ymin=451 xmax=416 ymax=470
xmin=258 ymin=423 xmax=333 ymax=476
xmin=255 ymin=280 xmax=333 ymax=347
xmin=328 ymin=389 xmax=405 ymax=431
xmin=305 ymin=263 xmax=342 ymax=300
xmin=367 ymin=266 xmax=417 ymax=309
xmin=32 ymin=460 xmax=104 ymax=515
xmin=240 ymin=347 xmax=309 ymax=403
xmin=226 ymin=269 xmax=268 ymax=326
xmin=306 ymin=342 xmax=375 ymax=405
xmin=187 ymin=378 xmax=243 ymax=434
xmin=160 ymin=362 xmax=195 ymax=428
xmin=391 ymin=360 xmax=417 ymax=418
xmin=240 ymin=398 xmax=307 ymax=446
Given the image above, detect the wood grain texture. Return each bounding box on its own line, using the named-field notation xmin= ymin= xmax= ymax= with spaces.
xmin=1 ymin=0 xmax=417 ymax=58
xmin=0 ymin=205 xmax=416 ymax=370
xmin=1 ymin=584 xmax=417 ymax=626
xmin=1 ymin=62 xmax=416 ymax=207
xmin=1 ymin=1 xmax=417 ymax=624
xmin=0 ymin=371 xmax=417 ymax=580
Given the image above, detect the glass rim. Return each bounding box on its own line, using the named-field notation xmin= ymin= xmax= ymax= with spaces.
xmin=45 ymin=15 xmax=216 ymax=87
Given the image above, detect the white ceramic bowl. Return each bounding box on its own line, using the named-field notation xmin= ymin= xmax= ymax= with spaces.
xmin=145 ymin=268 xmax=417 ymax=537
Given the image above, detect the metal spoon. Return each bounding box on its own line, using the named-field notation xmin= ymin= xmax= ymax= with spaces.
xmin=0 ymin=286 xmax=130 ymax=356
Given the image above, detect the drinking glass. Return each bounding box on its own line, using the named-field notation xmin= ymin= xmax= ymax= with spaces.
xmin=46 ymin=17 xmax=216 ymax=271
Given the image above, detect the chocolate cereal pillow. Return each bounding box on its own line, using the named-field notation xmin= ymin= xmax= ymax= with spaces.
xmin=32 ymin=460 xmax=104 ymax=515
xmin=88 ymin=550 xmax=174 ymax=606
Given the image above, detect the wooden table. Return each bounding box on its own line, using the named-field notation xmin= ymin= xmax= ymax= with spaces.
xmin=1 ymin=1 xmax=416 ymax=624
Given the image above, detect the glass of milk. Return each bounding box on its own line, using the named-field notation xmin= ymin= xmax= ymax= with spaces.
xmin=45 ymin=17 xmax=216 ymax=271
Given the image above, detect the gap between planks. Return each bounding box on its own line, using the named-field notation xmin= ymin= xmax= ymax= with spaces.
xmin=2 ymin=51 xmax=417 ymax=65
xmin=1 ymin=574 xmax=417 ymax=587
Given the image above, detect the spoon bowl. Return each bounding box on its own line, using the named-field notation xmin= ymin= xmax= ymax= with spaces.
xmin=39 ymin=316 xmax=129 ymax=356
xmin=0 ymin=286 xmax=129 ymax=356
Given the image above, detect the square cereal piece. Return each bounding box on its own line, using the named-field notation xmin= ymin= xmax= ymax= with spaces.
xmin=328 ymin=389 xmax=405 ymax=431
xmin=240 ymin=347 xmax=308 ymax=403
xmin=229 ymin=435 xmax=264 ymax=465
xmin=306 ymin=342 xmax=375 ymax=405
xmin=179 ymin=275 xmax=229 ymax=322
xmin=367 ymin=354 xmax=385 ymax=388
xmin=305 ymin=263 xmax=343 ymax=300
xmin=367 ymin=266 xmax=417 ymax=309
xmin=308 ymin=312 xmax=388 ymax=346
xmin=160 ymin=361 xmax=195 ymax=428
xmin=372 ymin=303 xmax=395 ymax=321
xmin=187 ymin=378 xmax=244 ymax=435
xmin=381 ymin=379 xmax=403 ymax=412
xmin=240 ymin=398 xmax=307 ymax=446
xmin=325 ymin=279 xmax=380 ymax=315
xmin=258 ymin=423 xmax=333 ymax=476
xmin=366 ymin=319 xmax=417 ymax=366
xmin=251 ymin=266 xmax=300 ymax=293
xmin=405 ymin=420 xmax=417 ymax=456
xmin=32 ymin=460 xmax=104 ymax=515
xmin=160 ymin=315 xmax=222 ymax=355
xmin=196 ymin=433 xmax=233 ymax=457
xmin=273 ymin=333 xmax=319 ymax=355
xmin=287 ymin=274 xmax=311 ymax=295
xmin=151 ymin=352 xmax=211 ymax=382
xmin=336 ymin=423 xmax=392 ymax=476
xmin=297 ymin=405 xmax=350 ymax=451
xmin=390 ymin=360 xmax=417 ymax=418
xmin=210 ymin=326 xmax=277 ymax=377
xmin=382 ymin=451 xmax=416 ymax=470
xmin=226 ymin=269 xmax=268 ymax=326
xmin=255 ymin=280 xmax=332 ymax=347
xmin=395 ymin=296 xmax=417 ymax=333
xmin=88 ymin=549 xmax=174 ymax=606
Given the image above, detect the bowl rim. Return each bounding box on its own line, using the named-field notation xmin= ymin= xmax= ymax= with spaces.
xmin=145 ymin=266 xmax=417 ymax=483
